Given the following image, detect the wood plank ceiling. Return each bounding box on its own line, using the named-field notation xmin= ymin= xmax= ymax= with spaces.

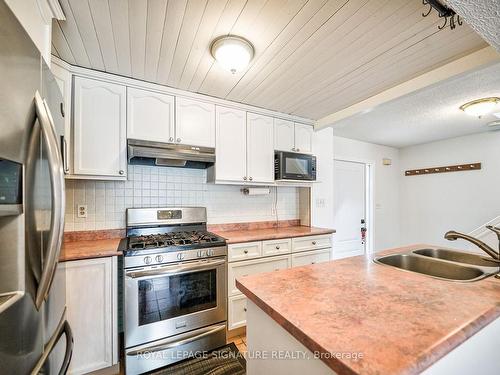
xmin=52 ymin=0 xmax=487 ymax=120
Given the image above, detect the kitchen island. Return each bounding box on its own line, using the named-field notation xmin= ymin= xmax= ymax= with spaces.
xmin=236 ymin=244 xmax=500 ymax=375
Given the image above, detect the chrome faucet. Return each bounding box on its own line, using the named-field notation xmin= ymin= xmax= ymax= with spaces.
xmin=445 ymin=227 xmax=500 ymax=278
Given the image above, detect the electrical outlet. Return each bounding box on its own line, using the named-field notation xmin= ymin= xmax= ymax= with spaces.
xmin=77 ymin=205 xmax=87 ymax=218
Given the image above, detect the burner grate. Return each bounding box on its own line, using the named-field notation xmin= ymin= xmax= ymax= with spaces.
xmin=127 ymin=231 xmax=224 ymax=250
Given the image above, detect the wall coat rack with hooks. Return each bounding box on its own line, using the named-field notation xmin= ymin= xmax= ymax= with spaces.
xmin=405 ymin=163 xmax=481 ymax=176
xmin=422 ymin=0 xmax=463 ymax=30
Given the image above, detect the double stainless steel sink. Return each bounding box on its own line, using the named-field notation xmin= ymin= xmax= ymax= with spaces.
xmin=374 ymin=248 xmax=499 ymax=282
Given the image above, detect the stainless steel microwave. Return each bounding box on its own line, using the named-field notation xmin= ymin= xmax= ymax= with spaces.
xmin=275 ymin=151 xmax=317 ymax=181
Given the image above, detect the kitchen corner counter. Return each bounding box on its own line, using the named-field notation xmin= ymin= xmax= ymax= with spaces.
xmin=212 ymin=225 xmax=335 ymax=244
xmin=236 ymin=244 xmax=500 ymax=375
xmin=60 ymin=230 xmax=125 ymax=262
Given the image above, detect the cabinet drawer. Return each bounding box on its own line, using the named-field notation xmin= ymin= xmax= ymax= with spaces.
xmin=291 ymin=248 xmax=331 ymax=268
xmin=262 ymin=238 xmax=291 ymax=257
xmin=228 ymin=255 xmax=290 ymax=296
xmin=228 ymin=294 xmax=247 ymax=330
xmin=292 ymin=234 xmax=332 ymax=253
xmin=228 ymin=242 xmax=262 ymax=262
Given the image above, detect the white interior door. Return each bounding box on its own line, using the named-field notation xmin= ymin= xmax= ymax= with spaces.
xmin=333 ymin=160 xmax=366 ymax=259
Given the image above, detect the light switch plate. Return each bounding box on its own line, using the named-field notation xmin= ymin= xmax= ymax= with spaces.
xmin=316 ymin=198 xmax=325 ymax=208
xmin=77 ymin=205 xmax=87 ymax=218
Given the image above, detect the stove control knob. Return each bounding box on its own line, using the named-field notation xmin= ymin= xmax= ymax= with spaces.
xmin=144 ymin=256 xmax=152 ymax=265
xmin=177 ymin=253 xmax=185 ymax=261
xmin=207 ymin=249 xmax=214 ymax=257
xmin=197 ymin=250 xmax=205 ymax=258
xmin=155 ymin=255 xmax=164 ymax=263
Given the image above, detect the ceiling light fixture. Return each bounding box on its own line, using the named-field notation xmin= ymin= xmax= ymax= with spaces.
xmin=210 ymin=36 xmax=254 ymax=74
xmin=459 ymin=97 xmax=500 ymax=118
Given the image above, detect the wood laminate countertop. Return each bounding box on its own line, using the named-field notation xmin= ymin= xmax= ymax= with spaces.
xmin=60 ymin=230 xmax=124 ymax=262
xmin=213 ymin=226 xmax=335 ymax=244
xmin=236 ymin=244 xmax=500 ymax=375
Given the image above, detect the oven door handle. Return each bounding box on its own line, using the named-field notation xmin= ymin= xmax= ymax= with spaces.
xmin=125 ymin=259 xmax=226 ymax=279
xmin=126 ymin=323 xmax=226 ymax=356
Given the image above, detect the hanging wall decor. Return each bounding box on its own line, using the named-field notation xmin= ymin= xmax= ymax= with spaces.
xmin=422 ymin=0 xmax=463 ymax=30
xmin=405 ymin=163 xmax=481 ymax=176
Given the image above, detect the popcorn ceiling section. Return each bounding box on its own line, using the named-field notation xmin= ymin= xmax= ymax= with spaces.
xmin=447 ymin=0 xmax=500 ymax=52
xmin=64 ymin=165 xmax=299 ymax=231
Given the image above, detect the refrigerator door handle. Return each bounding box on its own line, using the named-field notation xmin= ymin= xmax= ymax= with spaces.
xmin=34 ymin=91 xmax=66 ymax=310
xmin=30 ymin=308 xmax=74 ymax=375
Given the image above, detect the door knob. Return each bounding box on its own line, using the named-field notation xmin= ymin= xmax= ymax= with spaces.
xmin=292 ymin=147 xmax=296 ymax=151
xmin=119 ymin=170 xmax=124 ymax=175
xmin=243 ymin=176 xmax=247 ymax=180
xmin=249 ymin=177 xmax=253 ymax=181
xmin=169 ymin=137 xmax=174 ymax=142
xmin=176 ymin=138 xmax=181 ymax=143
xmin=296 ymin=148 xmax=300 ymax=152
xmin=276 ymin=245 xmax=280 ymax=250
xmin=312 ymin=241 xmax=317 ymax=245
xmin=243 ymin=250 xmax=248 ymax=254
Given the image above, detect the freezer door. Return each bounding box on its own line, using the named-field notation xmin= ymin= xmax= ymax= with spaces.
xmin=0 ymin=293 xmax=44 ymax=374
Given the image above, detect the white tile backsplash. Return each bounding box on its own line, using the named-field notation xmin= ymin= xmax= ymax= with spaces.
xmin=64 ymin=165 xmax=299 ymax=231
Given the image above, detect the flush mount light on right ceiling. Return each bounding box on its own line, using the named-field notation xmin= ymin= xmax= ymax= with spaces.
xmin=459 ymin=97 xmax=500 ymax=118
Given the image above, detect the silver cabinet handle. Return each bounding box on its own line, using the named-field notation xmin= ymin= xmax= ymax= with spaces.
xmin=249 ymin=177 xmax=253 ymax=181
xmin=169 ymin=137 xmax=174 ymax=142
xmin=62 ymin=137 xmax=70 ymax=173
xmin=177 ymin=138 xmax=181 ymax=143
xmin=119 ymin=170 xmax=125 ymax=175
xmin=127 ymin=324 xmax=226 ymax=356
xmin=243 ymin=176 xmax=247 ymax=180
xmin=33 ymin=92 xmax=65 ymax=310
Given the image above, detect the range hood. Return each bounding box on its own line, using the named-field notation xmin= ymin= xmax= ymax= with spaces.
xmin=127 ymin=139 xmax=215 ymax=169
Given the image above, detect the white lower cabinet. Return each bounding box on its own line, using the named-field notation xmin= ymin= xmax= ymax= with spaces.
xmin=228 ymin=255 xmax=290 ymax=296
xmin=227 ymin=234 xmax=332 ymax=330
xmin=291 ymin=248 xmax=331 ymax=267
xmin=64 ymin=257 xmax=118 ymax=375
xmin=228 ymin=294 xmax=248 ymax=330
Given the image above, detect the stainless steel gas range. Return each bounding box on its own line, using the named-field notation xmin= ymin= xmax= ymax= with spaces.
xmin=122 ymin=207 xmax=227 ymax=374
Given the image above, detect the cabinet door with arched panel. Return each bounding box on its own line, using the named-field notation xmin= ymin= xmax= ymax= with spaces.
xmin=175 ymin=97 xmax=215 ymax=147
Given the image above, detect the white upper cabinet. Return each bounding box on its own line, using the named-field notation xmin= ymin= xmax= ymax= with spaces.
xmin=274 ymin=120 xmax=313 ymax=153
xmin=247 ymin=113 xmax=274 ymax=183
xmin=274 ymin=118 xmax=295 ymax=152
xmin=175 ymin=97 xmax=215 ymax=148
xmin=294 ymin=123 xmax=314 ymax=153
xmin=127 ymin=87 xmax=174 ymax=143
xmin=215 ymin=106 xmax=247 ymax=182
xmin=73 ymin=76 xmax=127 ymax=178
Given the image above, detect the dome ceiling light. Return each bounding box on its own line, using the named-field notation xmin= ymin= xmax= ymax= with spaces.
xmin=459 ymin=97 xmax=500 ymax=118
xmin=210 ymin=36 xmax=254 ymax=74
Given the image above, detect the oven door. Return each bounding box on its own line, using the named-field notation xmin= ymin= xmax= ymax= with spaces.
xmin=278 ymin=151 xmax=315 ymax=180
xmin=124 ymin=257 xmax=227 ymax=348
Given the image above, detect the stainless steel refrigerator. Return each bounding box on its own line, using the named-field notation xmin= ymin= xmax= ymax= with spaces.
xmin=0 ymin=1 xmax=73 ymax=374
